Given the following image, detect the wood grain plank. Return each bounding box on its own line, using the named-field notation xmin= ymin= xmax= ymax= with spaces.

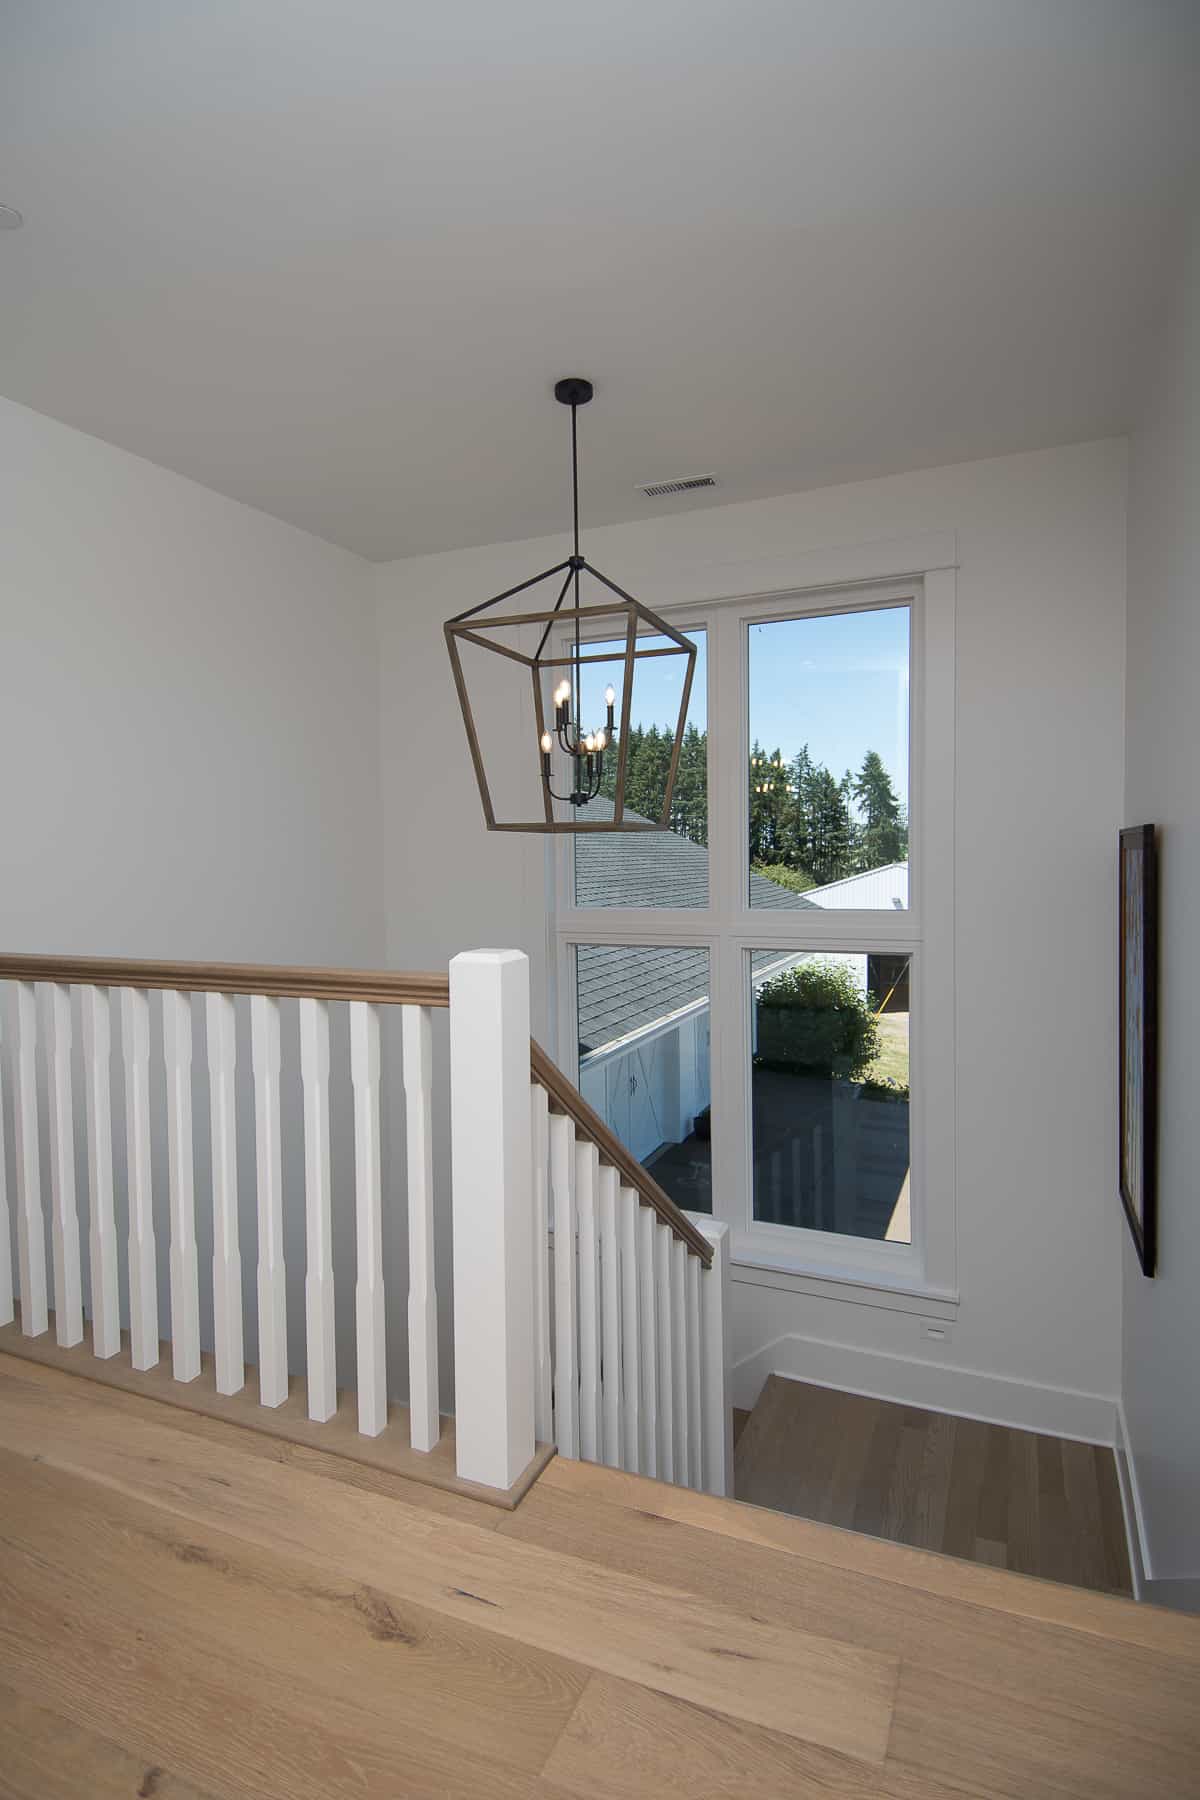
xmin=0 ymin=1680 xmax=217 ymax=1800
xmin=1061 ymin=1438 xmax=1111 ymax=1595
xmin=501 ymin=1476 xmax=1200 ymax=1752
xmin=0 ymin=1364 xmax=899 ymax=1765
xmin=541 ymin=1673 xmax=967 ymax=1800
xmin=1094 ymin=1444 xmax=1134 ymax=1597
xmin=940 ymin=1415 xmax=991 ymax=1562
xmin=824 ymin=1393 xmax=882 ymax=1531
xmin=0 ymin=1322 xmax=552 ymax=1510
xmin=911 ymin=1409 xmax=956 ymax=1550
xmin=538 ymin=1456 xmax=1200 ymax=1664
xmin=889 ymin=1657 xmax=1200 ymax=1800
xmin=0 ymin=1350 xmax=501 ymax=1527
xmin=974 ymin=1425 xmax=1011 ymax=1554
xmin=0 ymin=1527 xmax=546 ymax=1799
xmin=852 ymin=1397 xmax=906 ymax=1540
xmin=0 ymin=1449 xmax=586 ymax=1775
xmin=1005 ymin=1428 xmax=1041 ymax=1579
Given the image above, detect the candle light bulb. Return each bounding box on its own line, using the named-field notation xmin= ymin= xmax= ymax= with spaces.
xmin=540 ymin=732 xmax=552 ymax=753
xmin=605 ymin=685 xmax=615 ymax=706
xmin=595 ymin=729 xmax=606 ymax=751
xmin=584 ymin=733 xmax=595 ymax=752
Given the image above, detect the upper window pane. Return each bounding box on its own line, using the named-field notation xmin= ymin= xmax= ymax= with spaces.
xmin=574 ymin=628 xmax=708 ymax=908
xmin=748 ymin=607 xmax=909 ymax=911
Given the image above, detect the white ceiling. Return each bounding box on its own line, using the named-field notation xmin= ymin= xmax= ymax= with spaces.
xmin=2 ymin=1 xmax=1197 ymax=561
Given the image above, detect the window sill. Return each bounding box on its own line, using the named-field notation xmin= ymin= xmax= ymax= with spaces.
xmin=730 ymin=1242 xmax=958 ymax=1318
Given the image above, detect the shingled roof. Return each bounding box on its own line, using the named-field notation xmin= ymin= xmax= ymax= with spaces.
xmin=573 ymin=800 xmax=907 ymax=1055
xmin=574 ymin=800 xmax=815 ymax=1054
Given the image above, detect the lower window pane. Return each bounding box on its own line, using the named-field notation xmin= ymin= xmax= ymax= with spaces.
xmin=576 ymin=944 xmax=712 ymax=1215
xmin=750 ymin=950 xmax=910 ymax=1242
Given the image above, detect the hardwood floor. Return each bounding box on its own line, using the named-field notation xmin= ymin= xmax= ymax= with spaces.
xmin=735 ymin=1375 xmax=1133 ymax=1594
xmin=2 ymin=1353 xmax=1197 ymax=1798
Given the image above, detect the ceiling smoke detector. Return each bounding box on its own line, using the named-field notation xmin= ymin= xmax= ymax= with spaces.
xmin=637 ymin=473 xmax=718 ymax=499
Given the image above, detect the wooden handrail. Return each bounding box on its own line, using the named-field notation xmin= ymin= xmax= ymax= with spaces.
xmin=0 ymin=951 xmax=712 ymax=1265
xmin=0 ymin=953 xmax=452 ymax=1008
xmin=531 ymin=1040 xmax=713 ymax=1265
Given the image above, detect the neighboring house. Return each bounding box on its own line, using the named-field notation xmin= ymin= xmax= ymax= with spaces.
xmin=575 ymin=801 xmax=908 ymax=1168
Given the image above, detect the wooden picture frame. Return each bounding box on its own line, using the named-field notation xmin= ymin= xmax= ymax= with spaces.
xmin=1118 ymin=823 xmax=1158 ymax=1276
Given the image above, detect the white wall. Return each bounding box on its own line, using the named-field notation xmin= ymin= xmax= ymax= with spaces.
xmin=0 ymin=395 xmax=383 ymax=968
xmin=375 ymin=437 xmax=1128 ymax=1439
xmin=0 ymin=396 xmax=387 ymax=1398
xmin=1122 ymin=211 xmax=1200 ymax=1597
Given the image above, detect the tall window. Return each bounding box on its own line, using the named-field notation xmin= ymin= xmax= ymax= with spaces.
xmin=556 ymin=578 xmax=953 ymax=1294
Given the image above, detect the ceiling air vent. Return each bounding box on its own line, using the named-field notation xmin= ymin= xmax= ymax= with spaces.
xmin=637 ymin=473 xmax=718 ymax=499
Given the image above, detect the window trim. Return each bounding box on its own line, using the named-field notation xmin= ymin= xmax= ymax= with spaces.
xmin=550 ymin=551 xmax=957 ymax=1298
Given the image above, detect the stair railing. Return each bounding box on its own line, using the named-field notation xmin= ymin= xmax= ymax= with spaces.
xmin=0 ymin=947 xmax=731 ymax=1500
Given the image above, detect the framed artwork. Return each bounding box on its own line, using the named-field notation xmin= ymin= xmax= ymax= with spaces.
xmin=1118 ymin=824 xmax=1158 ymax=1276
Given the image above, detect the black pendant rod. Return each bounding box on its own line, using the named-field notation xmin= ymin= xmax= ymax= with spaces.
xmin=571 ymin=401 xmax=582 ymax=715
xmin=571 ymin=398 xmax=581 ymax=565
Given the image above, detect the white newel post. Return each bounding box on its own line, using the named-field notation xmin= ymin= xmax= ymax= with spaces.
xmin=690 ymin=1216 xmax=734 ymax=1497
xmin=449 ymin=949 xmax=535 ymax=1491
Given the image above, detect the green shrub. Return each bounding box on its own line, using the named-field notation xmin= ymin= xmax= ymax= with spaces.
xmin=754 ymin=959 xmax=879 ymax=1080
xmin=859 ymin=1076 xmax=910 ymax=1104
xmin=751 ymin=861 xmax=816 ymax=895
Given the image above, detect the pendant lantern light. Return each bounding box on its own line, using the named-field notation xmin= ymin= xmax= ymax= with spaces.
xmin=444 ymin=378 xmax=697 ymax=834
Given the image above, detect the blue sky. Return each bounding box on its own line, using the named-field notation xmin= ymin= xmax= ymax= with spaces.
xmin=577 ymin=604 xmax=909 ymax=806
xmin=749 ymin=607 xmax=909 ymax=805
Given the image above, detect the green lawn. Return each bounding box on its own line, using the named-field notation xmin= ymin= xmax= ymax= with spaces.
xmin=863 ymin=1011 xmax=909 ymax=1088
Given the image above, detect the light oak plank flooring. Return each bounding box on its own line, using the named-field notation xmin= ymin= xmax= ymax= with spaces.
xmin=736 ymin=1375 xmax=1133 ymax=1595
xmin=0 ymin=1315 xmax=552 ymax=1510
xmin=2 ymin=1354 xmax=1198 ymax=1799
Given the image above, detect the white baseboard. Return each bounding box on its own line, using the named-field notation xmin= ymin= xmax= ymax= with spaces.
xmin=734 ymin=1332 xmax=1118 ymax=1446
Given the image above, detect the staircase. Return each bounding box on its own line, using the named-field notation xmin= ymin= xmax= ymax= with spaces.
xmin=0 ymin=945 xmax=731 ymax=1505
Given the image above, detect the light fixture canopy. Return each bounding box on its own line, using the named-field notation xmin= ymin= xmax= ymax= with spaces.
xmin=444 ymin=379 xmax=697 ymax=834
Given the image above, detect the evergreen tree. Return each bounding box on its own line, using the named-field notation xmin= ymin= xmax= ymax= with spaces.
xmin=672 ymin=723 xmax=708 ymax=843
xmin=852 ymin=749 xmax=906 ymax=869
xmin=748 ymin=743 xmax=789 ymax=862
xmin=804 ymin=765 xmax=855 ymax=884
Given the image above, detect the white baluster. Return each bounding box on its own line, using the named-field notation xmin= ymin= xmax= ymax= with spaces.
xmin=529 ymin=1082 xmax=553 ymax=1444
xmin=251 ymin=994 xmax=288 ymax=1408
xmin=162 ymin=989 xmax=200 ymax=1382
xmin=655 ymin=1221 xmax=674 ymax=1483
xmin=12 ymin=984 xmax=48 ymax=1337
xmin=693 ymin=1217 xmax=734 ymax=1496
xmin=43 ymin=984 xmax=83 ymax=1347
xmin=575 ymin=1139 xmax=601 ymax=1464
xmin=403 ymin=1004 xmax=439 ymax=1452
xmin=618 ymin=1186 xmax=641 ymax=1473
xmin=119 ymin=988 xmax=158 ymax=1369
xmin=686 ymin=1248 xmax=702 ymax=1491
xmin=299 ymin=998 xmax=336 ymax=1422
xmin=205 ymin=993 xmax=244 ymax=1396
xmin=0 ymin=999 xmax=12 ymax=1327
xmin=550 ymin=1111 xmax=578 ymax=1459
xmin=671 ymin=1236 xmax=688 ymax=1487
xmin=598 ymin=1164 xmax=621 ymax=1468
xmin=80 ymin=987 xmax=119 ymax=1358
xmin=637 ymin=1203 xmax=658 ymax=1478
xmin=350 ymin=1000 xmax=387 ymax=1438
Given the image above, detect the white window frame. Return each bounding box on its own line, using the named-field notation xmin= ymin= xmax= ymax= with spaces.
xmin=549 ymin=536 xmax=957 ymax=1303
